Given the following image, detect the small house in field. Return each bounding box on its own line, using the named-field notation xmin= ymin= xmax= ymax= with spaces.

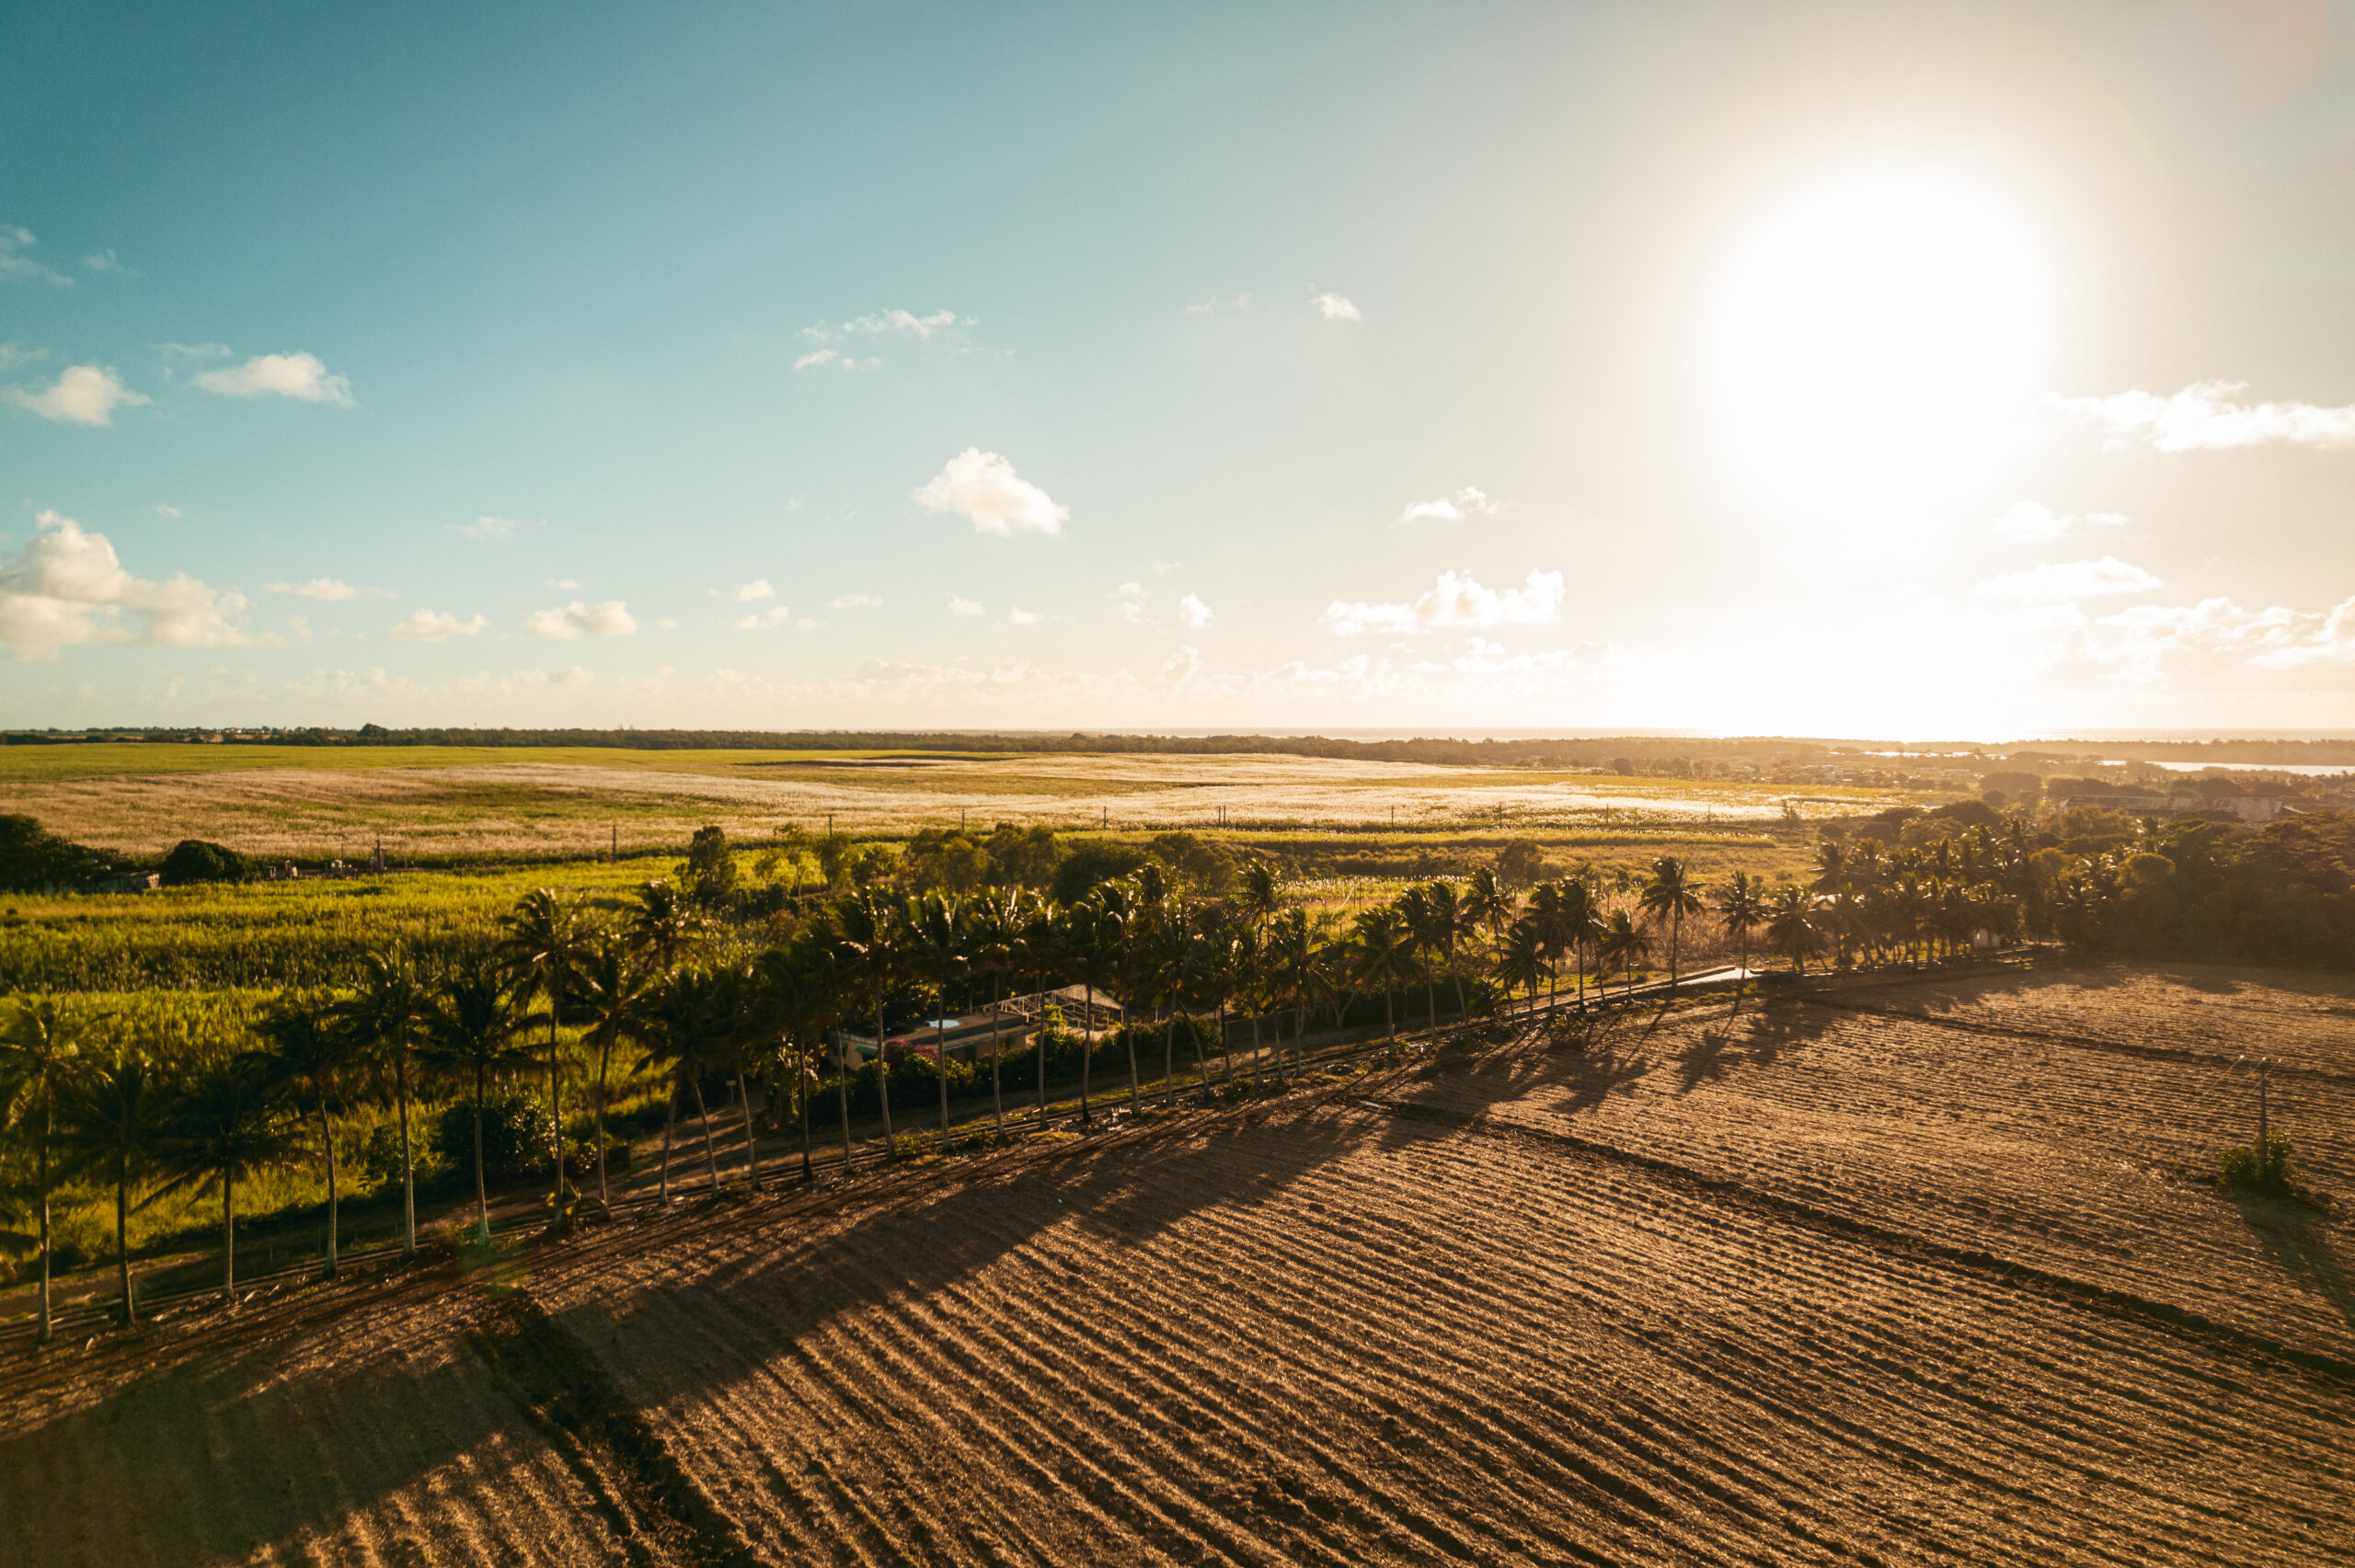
xmin=93 ymin=871 xmax=161 ymax=894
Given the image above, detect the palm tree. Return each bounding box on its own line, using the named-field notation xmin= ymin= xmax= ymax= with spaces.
xmin=829 ymin=888 xmax=901 ymax=1153
xmin=1715 ymin=873 xmax=1767 ymax=1003
xmin=1764 ymin=885 xmax=1821 ymax=975
xmin=754 ymin=936 xmax=841 ymax=1182
xmin=1464 ymin=867 xmax=1515 ymax=961
xmin=165 ymin=1054 xmax=304 ymax=1308
xmin=1350 ymin=905 xmax=1414 ymax=1040
xmin=1493 ymin=917 xmax=1548 ymax=1013
xmin=576 ymin=935 xmax=653 ymax=1208
xmin=423 ymin=961 xmax=530 ymax=1242
xmin=905 ymin=891 xmax=967 ymax=1141
xmin=0 ymin=997 xmax=92 ymax=1340
xmin=1090 ymin=881 xmax=1148 ymax=1116
xmin=650 ymin=965 xmax=738 ymax=1195
xmin=1598 ymin=910 xmax=1650 ymax=999
xmin=1265 ymin=907 xmax=1319 ymax=1079
xmin=56 ymin=1042 xmax=177 ymax=1326
xmin=1527 ymin=882 xmax=1572 ymax=1018
xmin=334 ymin=944 xmax=431 ymax=1253
xmin=1637 ymin=855 xmax=1704 ymax=990
xmin=256 ymin=994 xmax=360 ymax=1277
xmin=1006 ymin=892 xmax=1062 ymax=1121
xmin=1403 ymin=880 xmax=1471 ymax=1028
xmin=1237 ymin=859 xmax=1285 ymax=933
xmin=964 ymin=890 xmax=1018 ymax=1141
xmin=627 ymin=877 xmax=706 ymax=973
xmin=500 ymin=887 xmax=601 ymax=1219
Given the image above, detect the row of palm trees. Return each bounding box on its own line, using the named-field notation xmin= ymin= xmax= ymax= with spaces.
xmin=6 ymin=830 xmax=2062 ymax=1344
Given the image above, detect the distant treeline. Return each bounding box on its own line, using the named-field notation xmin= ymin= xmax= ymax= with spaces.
xmin=3 ymin=726 xmax=1847 ymax=769
xmin=2011 ymin=738 xmax=2355 ymax=767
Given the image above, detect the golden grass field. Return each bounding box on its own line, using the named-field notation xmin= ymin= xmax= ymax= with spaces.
xmin=1 ymin=744 xmax=1915 ymax=861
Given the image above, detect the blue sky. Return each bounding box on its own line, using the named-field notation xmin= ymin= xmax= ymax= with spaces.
xmin=6 ymin=1 xmax=2355 ymax=736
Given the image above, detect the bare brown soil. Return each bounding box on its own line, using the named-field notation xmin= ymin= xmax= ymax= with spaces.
xmin=3 ymin=965 xmax=2349 ymax=1564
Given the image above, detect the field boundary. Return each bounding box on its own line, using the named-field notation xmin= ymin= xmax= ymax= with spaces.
xmin=1357 ymin=1091 xmax=2355 ymax=1391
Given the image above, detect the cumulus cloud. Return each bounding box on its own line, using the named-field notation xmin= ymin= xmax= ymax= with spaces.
xmin=1116 ymin=582 xmax=1150 ymax=625
xmin=81 ymin=248 xmax=131 ymax=275
xmin=0 ymin=227 xmax=70 ymax=287
xmin=1312 ymin=292 xmax=1362 ymax=322
xmin=266 ymin=577 xmax=392 ymax=601
xmin=5 ymin=365 xmax=149 ymax=426
xmin=449 ymin=516 xmax=540 ymax=540
xmin=795 ymin=308 xmax=971 ymax=369
xmin=914 ymin=448 xmax=1069 ymax=536
xmin=830 ymin=592 xmax=881 ymax=610
xmin=1162 ymin=645 xmax=1201 ymax=682
xmin=155 ymin=503 xmax=181 ymax=519
xmin=1319 ymin=567 xmax=1566 ymax=637
xmin=731 ymin=579 xmax=775 ymax=602
xmin=1992 ymin=502 xmax=2130 ymax=543
xmin=1005 ymin=606 xmax=1042 ymax=625
xmin=1178 ymin=592 xmax=1214 ymax=629
xmin=0 ymin=509 xmax=261 ymax=658
xmin=1976 ymin=556 xmax=2161 ymax=603
xmin=523 ymin=600 xmax=637 ymax=638
xmin=193 ymin=350 xmax=355 ymax=406
xmin=792 ymin=349 xmax=879 ymax=372
xmin=2057 ymin=381 xmax=2355 ymax=452
xmin=2095 ymin=595 xmax=2355 ymax=672
xmin=949 ymin=595 xmax=985 ymax=617
xmin=1398 ymin=487 xmax=1502 ymax=525
xmin=389 ymin=608 xmax=487 ymax=642
xmin=1182 ymin=293 xmax=1251 ymax=315
xmin=737 ymin=604 xmax=792 ymax=630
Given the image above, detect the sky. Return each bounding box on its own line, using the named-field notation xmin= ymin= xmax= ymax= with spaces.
xmin=5 ymin=0 xmax=2355 ymax=738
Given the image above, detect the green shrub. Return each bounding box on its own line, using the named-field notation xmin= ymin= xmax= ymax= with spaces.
xmin=161 ymin=839 xmax=247 ymax=886
xmin=431 ymin=1085 xmax=557 ymax=1179
xmin=359 ymin=1122 xmax=446 ymax=1191
xmin=2218 ymin=1131 xmax=2295 ymax=1195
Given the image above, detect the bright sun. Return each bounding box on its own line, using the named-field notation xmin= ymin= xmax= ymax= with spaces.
xmin=1706 ymin=167 xmax=2053 ymax=516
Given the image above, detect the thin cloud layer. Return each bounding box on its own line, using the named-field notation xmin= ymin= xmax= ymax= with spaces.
xmin=2058 ymin=381 xmax=2355 ymax=452
xmin=1178 ymin=593 xmax=1215 ymax=629
xmin=389 ymin=608 xmax=487 ymax=642
xmin=194 ymin=351 xmax=356 ymax=406
xmin=0 ymin=510 xmax=259 ymax=658
xmin=1977 ymin=556 xmax=2161 ymax=603
xmin=1320 ymin=567 xmax=1566 ymax=636
xmin=523 ymin=600 xmax=637 ymax=638
xmin=1992 ymin=502 xmax=2129 ymax=543
xmin=1312 ymin=292 xmax=1362 ymax=322
xmin=914 ymin=449 xmax=1069 ymax=536
xmin=795 ymin=308 xmax=970 ymax=369
xmin=1399 ymin=487 xmax=1502 ymax=525
xmin=267 ymin=578 xmax=390 ymax=601
xmin=5 ymin=365 xmax=148 ymax=426
xmin=0 ymin=227 xmax=71 ymax=287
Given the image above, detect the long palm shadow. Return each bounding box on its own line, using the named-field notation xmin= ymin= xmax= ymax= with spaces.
xmin=2233 ymin=1193 xmax=2355 ymax=1340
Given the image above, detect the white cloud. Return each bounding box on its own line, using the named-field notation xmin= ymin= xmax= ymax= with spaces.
xmin=793 ymin=349 xmax=879 ymax=372
xmin=0 ymin=510 xmax=262 ymax=658
xmin=1398 ymin=486 xmax=1502 ymax=525
xmin=731 ymin=578 xmax=775 ymax=602
xmin=388 ymin=608 xmax=487 ymax=642
xmin=81 ymin=249 xmax=131 ymax=275
xmin=657 ymin=617 xmax=679 ymax=630
xmin=155 ymin=503 xmax=181 ymax=520
xmin=1312 ymin=292 xmax=1362 ymax=322
xmin=4 ymin=365 xmax=148 ymax=426
xmin=449 ymin=516 xmax=540 ymax=541
xmin=948 ymin=594 xmax=985 ymax=617
xmin=1182 ymin=293 xmax=1251 ymax=315
xmin=794 ymin=308 xmax=970 ymax=369
xmin=546 ymin=577 xmax=582 ymax=589
xmin=1005 ymin=606 xmax=1042 ymax=625
xmin=523 ymin=600 xmax=637 ymax=638
xmin=1976 ymin=556 xmax=2161 ymax=603
xmin=1116 ymin=582 xmax=1150 ymax=625
xmin=1992 ymin=501 xmax=2129 ymax=543
xmin=1151 ymin=560 xmax=1183 ymax=575
xmin=1319 ymin=567 xmax=1566 ymax=637
xmin=264 ymin=578 xmax=392 ymax=601
xmin=914 ymin=448 xmax=1069 ymax=536
xmin=736 ymin=604 xmax=793 ymax=630
xmin=0 ymin=227 xmax=70 ymax=287
xmin=2056 ymin=381 xmax=2355 ymax=452
xmin=1163 ymin=645 xmax=1201 ymax=682
xmin=193 ymin=350 xmax=355 ymax=406
xmin=1178 ymin=592 xmax=1215 ymax=629
xmin=830 ymin=592 xmax=881 ymax=610
xmin=2094 ymin=595 xmax=2355 ymax=673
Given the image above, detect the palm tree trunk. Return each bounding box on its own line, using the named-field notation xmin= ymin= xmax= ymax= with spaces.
xmin=799 ymin=1062 xmax=812 ymax=1183
xmin=990 ymin=972 xmax=1004 ymax=1143
xmin=474 ymin=1063 xmax=489 ymax=1242
xmin=222 ymin=1169 xmax=236 ymax=1308
xmin=874 ymin=990 xmax=895 ymax=1153
xmin=692 ymin=1075 xmax=721 ymax=1193
xmin=836 ymin=1030 xmax=853 ymax=1172
xmin=1384 ymin=985 xmax=1395 ymax=1040
xmin=547 ymin=1005 xmax=563 ymax=1212
xmin=1079 ymin=984 xmax=1094 ymax=1124
xmin=592 ymin=1035 xmax=613 ymax=1207
xmin=1162 ymin=1007 xmax=1174 ymax=1107
xmin=1450 ymin=965 xmax=1467 ymax=1029
xmin=1426 ymin=972 xmax=1437 ymax=1036
xmin=1249 ymin=1008 xmax=1261 ymax=1089
xmin=936 ymin=999 xmax=949 ymax=1142
xmin=115 ymin=1155 xmax=133 ymax=1327
xmin=396 ymin=1048 xmax=416 ymax=1255
xmin=661 ymin=1079 xmax=677 ymax=1203
xmin=36 ymin=1127 xmax=51 ymax=1342
xmin=321 ymin=1100 xmax=339 ymax=1278
xmin=735 ymin=1067 xmax=760 ymax=1190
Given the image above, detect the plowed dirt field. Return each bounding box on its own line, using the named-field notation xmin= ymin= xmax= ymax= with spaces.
xmin=5 ymin=963 xmax=2349 ymax=1565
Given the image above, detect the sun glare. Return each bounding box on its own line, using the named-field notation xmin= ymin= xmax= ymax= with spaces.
xmin=1706 ymin=166 xmax=2053 ymax=516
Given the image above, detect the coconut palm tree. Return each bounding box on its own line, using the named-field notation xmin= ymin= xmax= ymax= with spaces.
xmin=962 ymin=890 xmax=1019 ymax=1141
xmin=627 ymin=877 xmax=707 ymax=974
xmin=1463 ymin=867 xmax=1515 ymax=967
xmin=1404 ymin=880 xmax=1471 ymax=1028
xmin=828 ymin=887 xmax=902 ymax=1153
xmin=1265 ymin=906 xmax=1320 ymax=1079
xmin=1005 ymin=892 xmax=1062 ymax=1120
xmin=500 ymin=888 xmax=602 ymax=1220
xmin=905 ymin=891 xmax=967 ymax=1141
xmin=754 ymin=935 xmax=842 ymax=1182
xmin=0 ymin=997 xmax=92 ymax=1340
xmin=1637 ymin=855 xmax=1705 ymax=990
xmin=1237 ymin=858 xmax=1285 ymax=933
xmin=1493 ymin=917 xmax=1548 ymax=1013
xmin=1527 ymin=882 xmax=1573 ymax=1019
xmin=423 ymin=961 xmax=530 ymax=1242
xmin=256 ymin=994 xmax=360 ymax=1276
xmin=1597 ymin=910 xmax=1651 ymax=999
xmin=1091 ymin=880 xmax=1149 ymax=1116
xmin=164 ymin=1053 xmax=304 ymax=1308
xmin=1764 ymin=885 xmax=1821 ymax=975
xmin=56 ymin=1042 xmax=177 ymax=1326
xmin=649 ymin=965 xmax=738 ymax=1195
xmin=1714 ymin=872 xmax=1767 ymax=1003
xmin=575 ymin=934 xmax=653 ymax=1208
xmin=334 ymin=944 xmax=431 ymax=1253
xmin=1350 ymin=905 xmax=1414 ymax=1040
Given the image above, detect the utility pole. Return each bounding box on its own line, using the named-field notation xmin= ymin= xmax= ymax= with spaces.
xmin=611 ymin=823 xmax=617 ymax=864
